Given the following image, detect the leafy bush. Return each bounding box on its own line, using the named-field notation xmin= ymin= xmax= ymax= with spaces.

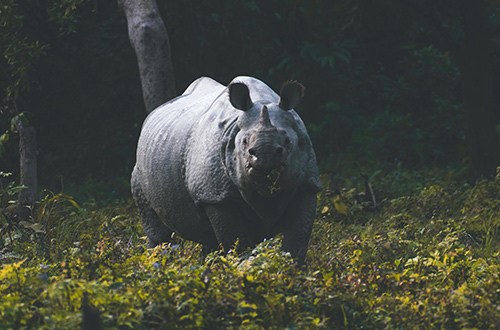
xmin=1 ymin=165 xmax=500 ymax=329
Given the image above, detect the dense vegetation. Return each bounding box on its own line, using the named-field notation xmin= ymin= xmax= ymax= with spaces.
xmin=2 ymin=0 xmax=500 ymax=328
xmin=2 ymin=163 xmax=500 ymax=329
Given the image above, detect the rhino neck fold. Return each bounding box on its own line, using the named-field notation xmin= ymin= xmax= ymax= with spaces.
xmin=238 ymin=188 xmax=294 ymax=222
xmin=219 ymin=118 xmax=239 ymax=179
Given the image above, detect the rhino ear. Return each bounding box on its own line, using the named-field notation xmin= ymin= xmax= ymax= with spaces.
xmin=279 ymin=81 xmax=305 ymax=110
xmin=229 ymin=83 xmax=253 ymax=111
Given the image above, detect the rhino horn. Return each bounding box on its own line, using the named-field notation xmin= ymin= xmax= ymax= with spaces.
xmin=259 ymin=106 xmax=274 ymax=129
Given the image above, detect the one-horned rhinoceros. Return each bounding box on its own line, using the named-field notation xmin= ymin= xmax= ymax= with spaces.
xmin=131 ymin=76 xmax=322 ymax=264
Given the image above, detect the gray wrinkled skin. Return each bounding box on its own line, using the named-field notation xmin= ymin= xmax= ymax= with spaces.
xmin=131 ymin=76 xmax=322 ymax=264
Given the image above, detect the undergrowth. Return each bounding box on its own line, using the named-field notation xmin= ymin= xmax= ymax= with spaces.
xmin=1 ymin=163 xmax=500 ymax=329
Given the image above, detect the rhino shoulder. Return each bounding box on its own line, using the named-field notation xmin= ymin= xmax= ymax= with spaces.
xmin=143 ymin=77 xmax=226 ymax=126
xmin=182 ymin=77 xmax=224 ymax=97
xmin=304 ymin=153 xmax=323 ymax=193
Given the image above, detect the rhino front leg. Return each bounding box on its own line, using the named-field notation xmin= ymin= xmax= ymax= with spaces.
xmin=282 ymin=190 xmax=318 ymax=265
xmin=203 ymin=203 xmax=254 ymax=253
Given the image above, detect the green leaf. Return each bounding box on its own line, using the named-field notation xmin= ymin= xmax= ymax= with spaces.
xmin=333 ymin=194 xmax=348 ymax=215
xmin=0 ymin=131 xmax=9 ymax=144
xmin=10 ymin=112 xmax=29 ymax=131
xmin=334 ymin=51 xmax=351 ymax=64
xmin=369 ymin=169 xmax=383 ymax=181
xmin=19 ymin=221 xmax=45 ymax=233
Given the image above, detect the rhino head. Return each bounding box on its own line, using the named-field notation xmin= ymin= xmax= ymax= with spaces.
xmin=227 ymin=81 xmax=305 ymax=197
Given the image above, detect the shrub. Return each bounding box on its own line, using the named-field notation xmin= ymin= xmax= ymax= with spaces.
xmin=1 ymin=167 xmax=500 ymax=328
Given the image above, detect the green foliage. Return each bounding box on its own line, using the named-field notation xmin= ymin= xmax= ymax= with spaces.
xmin=0 ymin=171 xmax=25 ymax=236
xmin=2 ymin=0 xmax=498 ymax=181
xmin=0 ymin=0 xmax=84 ymax=98
xmin=0 ymin=0 xmax=90 ymax=179
xmin=1 ymin=166 xmax=500 ymax=329
xmin=0 ymin=112 xmax=29 ymax=160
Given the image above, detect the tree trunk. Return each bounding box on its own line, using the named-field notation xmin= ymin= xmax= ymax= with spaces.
xmin=119 ymin=0 xmax=176 ymax=113
xmin=15 ymin=117 xmax=37 ymax=220
xmin=456 ymin=0 xmax=500 ymax=181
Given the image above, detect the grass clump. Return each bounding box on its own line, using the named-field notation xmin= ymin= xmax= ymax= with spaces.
xmin=1 ymin=164 xmax=500 ymax=329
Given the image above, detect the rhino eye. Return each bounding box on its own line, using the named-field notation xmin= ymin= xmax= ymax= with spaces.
xmin=284 ymin=137 xmax=291 ymax=146
xmin=242 ymin=138 xmax=248 ymax=146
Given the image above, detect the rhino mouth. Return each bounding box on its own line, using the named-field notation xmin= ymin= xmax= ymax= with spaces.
xmin=246 ymin=165 xmax=285 ymax=196
xmin=247 ymin=165 xmax=283 ymax=178
xmin=248 ymin=166 xmax=270 ymax=178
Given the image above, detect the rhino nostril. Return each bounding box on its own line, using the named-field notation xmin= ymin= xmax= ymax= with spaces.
xmin=276 ymin=147 xmax=284 ymax=155
xmin=248 ymin=148 xmax=258 ymax=165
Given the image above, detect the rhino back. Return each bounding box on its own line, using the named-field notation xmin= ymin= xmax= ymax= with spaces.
xmin=133 ymin=77 xmax=226 ymax=237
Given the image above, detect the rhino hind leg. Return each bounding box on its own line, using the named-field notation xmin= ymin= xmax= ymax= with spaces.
xmin=131 ymin=179 xmax=173 ymax=248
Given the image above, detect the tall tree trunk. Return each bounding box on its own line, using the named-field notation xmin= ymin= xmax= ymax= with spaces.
xmin=119 ymin=0 xmax=176 ymax=113
xmin=456 ymin=0 xmax=500 ymax=180
xmin=15 ymin=117 xmax=37 ymax=220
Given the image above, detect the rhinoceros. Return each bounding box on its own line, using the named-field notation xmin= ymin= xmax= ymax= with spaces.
xmin=131 ymin=76 xmax=322 ymax=264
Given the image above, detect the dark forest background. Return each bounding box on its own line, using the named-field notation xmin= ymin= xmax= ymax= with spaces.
xmin=2 ymin=0 xmax=500 ymax=190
